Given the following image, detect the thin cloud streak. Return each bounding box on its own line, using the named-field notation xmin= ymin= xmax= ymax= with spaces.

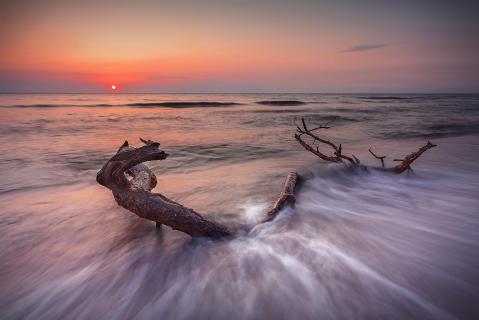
xmin=342 ymin=42 xmax=397 ymax=53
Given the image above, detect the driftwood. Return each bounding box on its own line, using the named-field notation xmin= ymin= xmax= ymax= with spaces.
xmin=97 ymin=118 xmax=436 ymax=238
xmin=391 ymin=141 xmax=437 ymax=173
xmin=97 ymin=139 xmax=299 ymax=238
xmin=263 ymin=172 xmax=298 ymax=222
xmin=295 ymin=117 xmax=437 ymax=173
xmin=369 ymin=148 xmax=386 ymax=168
xmin=295 ymin=118 xmax=357 ymax=164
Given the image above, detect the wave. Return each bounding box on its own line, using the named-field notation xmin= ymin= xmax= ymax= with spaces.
xmin=359 ymin=96 xmax=411 ymax=100
xmin=156 ymin=143 xmax=291 ymax=171
xmin=7 ymin=104 xmax=115 ymax=108
xmin=425 ymin=123 xmax=479 ymax=138
xmin=256 ymin=100 xmax=306 ymax=106
xmin=322 ymin=107 xmax=379 ymax=114
xmin=307 ymin=114 xmax=360 ymax=123
xmin=251 ymin=109 xmax=311 ymax=114
xmin=5 ymin=102 xmax=240 ymax=109
xmin=125 ymin=102 xmax=240 ymax=108
xmin=0 ymin=181 xmax=83 ymax=196
xmin=9 ymin=104 xmax=73 ymax=108
xmin=378 ymin=123 xmax=479 ymax=139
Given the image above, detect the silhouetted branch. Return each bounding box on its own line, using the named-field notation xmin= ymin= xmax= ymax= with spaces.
xmin=369 ymin=148 xmax=386 ymax=168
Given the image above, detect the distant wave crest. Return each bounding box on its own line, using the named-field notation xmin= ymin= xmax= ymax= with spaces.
xmin=358 ymin=96 xmax=410 ymax=100
xmin=6 ymin=102 xmax=240 ymax=109
xmin=256 ymin=100 xmax=306 ymax=106
xmin=125 ymin=102 xmax=240 ymax=108
xmin=8 ymin=104 xmax=114 ymax=108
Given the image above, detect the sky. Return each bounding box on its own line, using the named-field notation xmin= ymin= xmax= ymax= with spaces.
xmin=1 ymin=0 xmax=478 ymax=93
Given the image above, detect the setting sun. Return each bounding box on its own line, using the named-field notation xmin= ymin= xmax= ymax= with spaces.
xmin=1 ymin=1 xmax=478 ymax=319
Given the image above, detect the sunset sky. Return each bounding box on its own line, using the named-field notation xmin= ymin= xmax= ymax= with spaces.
xmin=1 ymin=0 xmax=478 ymax=93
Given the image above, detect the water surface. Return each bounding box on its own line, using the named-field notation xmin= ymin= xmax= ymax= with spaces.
xmin=0 ymin=93 xmax=478 ymax=319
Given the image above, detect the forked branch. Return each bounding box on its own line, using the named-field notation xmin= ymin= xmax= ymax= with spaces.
xmin=369 ymin=148 xmax=386 ymax=168
xmin=295 ymin=118 xmax=357 ymax=165
xmin=295 ymin=117 xmax=437 ymax=173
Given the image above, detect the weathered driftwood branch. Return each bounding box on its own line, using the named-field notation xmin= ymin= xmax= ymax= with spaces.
xmin=97 ymin=139 xmax=299 ymax=238
xmin=369 ymin=148 xmax=386 ymax=168
xmin=264 ymin=172 xmax=299 ymax=222
xmin=295 ymin=117 xmax=437 ymax=173
xmin=97 ymin=139 xmax=232 ymax=238
xmin=391 ymin=141 xmax=437 ymax=173
xmin=295 ymin=118 xmax=358 ymax=165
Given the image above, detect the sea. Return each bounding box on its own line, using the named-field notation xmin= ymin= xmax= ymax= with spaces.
xmin=0 ymin=93 xmax=478 ymax=320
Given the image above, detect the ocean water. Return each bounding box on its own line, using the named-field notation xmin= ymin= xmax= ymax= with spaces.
xmin=0 ymin=93 xmax=478 ymax=320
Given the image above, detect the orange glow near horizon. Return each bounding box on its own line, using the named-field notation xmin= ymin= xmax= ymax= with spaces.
xmin=111 ymin=85 xmax=116 ymax=90
xmin=1 ymin=1 xmax=478 ymax=93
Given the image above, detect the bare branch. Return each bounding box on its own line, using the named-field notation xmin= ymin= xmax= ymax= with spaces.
xmin=309 ymin=125 xmax=331 ymax=131
xmin=309 ymin=117 xmax=337 ymax=132
xmin=294 ymin=117 xmax=436 ymax=174
xmin=335 ymin=144 xmax=357 ymax=165
xmin=139 ymin=137 xmax=156 ymax=146
xmin=264 ymin=172 xmax=299 ymax=222
xmin=392 ymin=141 xmax=437 ymax=173
xmin=295 ymin=134 xmax=341 ymax=162
xmin=352 ymin=154 xmax=361 ymax=165
xmin=295 ymin=117 xmax=357 ymax=165
xmin=369 ymin=148 xmax=386 ymax=168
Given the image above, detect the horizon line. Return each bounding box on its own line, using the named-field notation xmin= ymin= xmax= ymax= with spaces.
xmin=1 ymin=92 xmax=478 ymax=95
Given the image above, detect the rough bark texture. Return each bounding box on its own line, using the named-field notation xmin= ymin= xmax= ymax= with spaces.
xmin=264 ymin=172 xmax=299 ymax=222
xmin=97 ymin=140 xmax=232 ymax=238
xmin=392 ymin=141 xmax=437 ymax=173
xmin=97 ymin=139 xmax=299 ymax=238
